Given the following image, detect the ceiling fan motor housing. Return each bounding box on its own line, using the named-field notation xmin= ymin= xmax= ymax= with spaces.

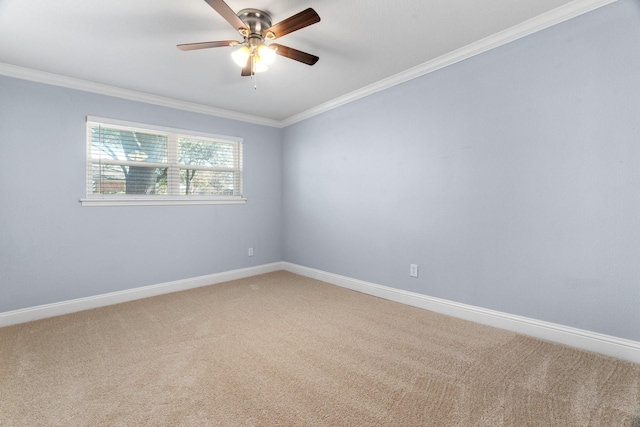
xmin=237 ymin=9 xmax=273 ymax=39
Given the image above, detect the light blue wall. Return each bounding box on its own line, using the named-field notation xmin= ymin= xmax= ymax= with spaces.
xmin=282 ymin=0 xmax=640 ymax=341
xmin=0 ymin=77 xmax=283 ymax=312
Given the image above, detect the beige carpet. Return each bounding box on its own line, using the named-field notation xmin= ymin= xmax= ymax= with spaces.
xmin=1 ymin=271 xmax=639 ymax=426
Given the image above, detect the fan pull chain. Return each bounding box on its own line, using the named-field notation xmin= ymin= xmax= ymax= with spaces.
xmin=252 ymin=55 xmax=258 ymax=90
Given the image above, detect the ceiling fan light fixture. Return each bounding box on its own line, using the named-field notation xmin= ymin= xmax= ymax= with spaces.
xmin=257 ymin=44 xmax=276 ymax=65
xmin=253 ymin=58 xmax=269 ymax=73
xmin=231 ymin=45 xmax=251 ymax=67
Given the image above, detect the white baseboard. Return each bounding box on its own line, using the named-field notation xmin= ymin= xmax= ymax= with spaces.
xmin=4 ymin=261 xmax=639 ymax=364
xmin=282 ymin=262 xmax=640 ymax=365
xmin=0 ymin=262 xmax=284 ymax=328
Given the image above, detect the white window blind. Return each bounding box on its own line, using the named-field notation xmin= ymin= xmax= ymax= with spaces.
xmin=83 ymin=117 xmax=244 ymax=206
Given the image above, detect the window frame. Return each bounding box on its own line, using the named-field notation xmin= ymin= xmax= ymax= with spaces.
xmin=81 ymin=116 xmax=246 ymax=207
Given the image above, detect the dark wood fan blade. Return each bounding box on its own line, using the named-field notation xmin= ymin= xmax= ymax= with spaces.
xmin=271 ymin=44 xmax=319 ymax=66
xmin=265 ymin=8 xmax=320 ymax=40
xmin=204 ymin=0 xmax=248 ymax=33
xmin=177 ymin=40 xmax=238 ymax=51
xmin=241 ymin=58 xmax=252 ymax=76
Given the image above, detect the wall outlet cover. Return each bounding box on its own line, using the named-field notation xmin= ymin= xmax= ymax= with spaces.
xmin=410 ymin=264 xmax=418 ymax=278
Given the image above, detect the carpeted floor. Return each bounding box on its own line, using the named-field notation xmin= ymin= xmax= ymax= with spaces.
xmin=1 ymin=271 xmax=639 ymax=426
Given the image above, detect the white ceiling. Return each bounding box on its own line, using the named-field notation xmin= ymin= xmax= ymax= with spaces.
xmin=0 ymin=0 xmax=613 ymax=125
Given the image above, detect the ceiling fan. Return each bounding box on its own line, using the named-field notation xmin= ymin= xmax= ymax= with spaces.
xmin=178 ymin=0 xmax=320 ymax=77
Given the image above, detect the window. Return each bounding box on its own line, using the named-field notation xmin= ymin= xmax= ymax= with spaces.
xmin=82 ymin=116 xmax=244 ymax=206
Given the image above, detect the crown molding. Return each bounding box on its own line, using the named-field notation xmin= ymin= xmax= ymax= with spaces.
xmin=0 ymin=62 xmax=282 ymax=128
xmin=0 ymin=0 xmax=618 ymax=129
xmin=281 ymin=0 xmax=619 ymax=127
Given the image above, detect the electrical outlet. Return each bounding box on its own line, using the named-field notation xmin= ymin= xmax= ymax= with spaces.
xmin=248 ymin=248 xmax=254 ymax=257
xmin=410 ymin=264 xmax=418 ymax=278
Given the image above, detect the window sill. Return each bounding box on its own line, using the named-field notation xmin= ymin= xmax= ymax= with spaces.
xmin=80 ymin=197 xmax=247 ymax=207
